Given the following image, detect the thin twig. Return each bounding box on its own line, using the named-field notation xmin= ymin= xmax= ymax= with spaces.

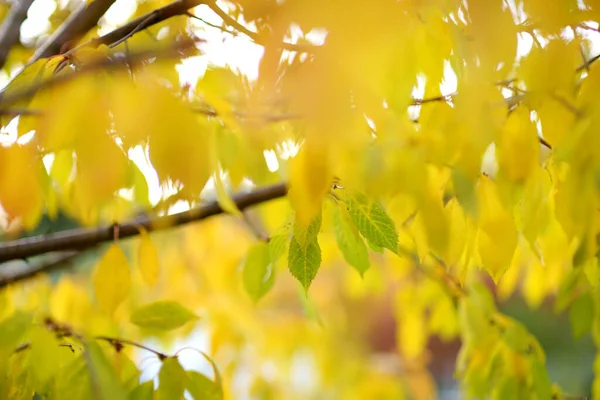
xmin=411 ymin=93 xmax=455 ymax=105
xmin=95 ymin=336 xmax=168 ymax=359
xmin=0 ymin=182 xmax=287 ymax=268
xmin=108 ymin=12 xmax=159 ymax=49
xmin=192 ymin=106 xmax=300 ymax=122
xmin=185 ymin=11 xmax=236 ymax=35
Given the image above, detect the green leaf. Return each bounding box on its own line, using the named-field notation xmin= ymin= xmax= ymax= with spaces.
xmin=114 ymin=353 xmax=140 ymax=391
xmin=157 ymin=357 xmax=187 ymax=400
xmin=85 ymin=340 xmax=128 ymax=400
xmin=492 ymin=377 xmax=521 ymax=400
xmin=458 ymin=284 xmax=496 ymax=345
xmin=501 ymin=320 xmax=530 ymax=352
xmin=52 ymin=354 xmax=93 ymax=399
xmin=569 ymin=292 xmax=594 ymax=339
xmin=268 ymin=234 xmax=288 ymax=262
xmin=332 ymin=203 xmax=370 ymax=276
xmin=531 ymin=358 xmax=552 ymax=400
xmin=130 ymin=300 xmax=198 ymax=331
xmin=292 ymin=212 xmax=322 ymax=244
xmin=27 ymin=325 xmax=72 ymax=386
xmin=346 ymin=192 xmax=398 ymax=253
xmin=186 ymin=371 xmax=223 ymax=400
xmin=288 ymin=236 xmax=321 ymax=291
xmin=288 ymin=214 xmax=322 ymax=291
xmin=0 ymin=312 xmax=31 ymax=357
xmin=554 ymin=269 xmax=582 ymax=313
xmin=129 ymin=380 xmax=154 ymax=400
xmin=243 ymin=242 xmax=276 ymax=302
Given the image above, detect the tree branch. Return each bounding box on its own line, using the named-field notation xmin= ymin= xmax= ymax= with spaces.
xmin=0 ymin=182 xmax=287 ymax=265
xmin=0 ymin=251 xmax=80 ymax=289
xmin=79 ymin=0 xmax=208 ymax=50
xmin=67 ymin=0 xmax=316 ymax=55
xmin=0 ymin=0 xmax=36 ymax=69
xmin=29 ymin=0 xmax=117 ymax=63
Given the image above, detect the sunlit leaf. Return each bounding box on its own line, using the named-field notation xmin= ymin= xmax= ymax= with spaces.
xmin=186 ymin=371 xmax=223 ymax=400
xmin=129 ymin=380 xmax=154 ymax=400
xmin=157 ymin=357 xmax=186 ymax=400
xmin=242 ymin=242 xmax=275 ymax=302
xmin=267 ymin=234 xmax=288 ymax=262
xmin=84 ymin=340 xmax=128 ymax=400
xmin=93 ymin=244 xmax=132 ymax=314
xmin=346 ymin=192 xmax=398 ymax=254
xmin=332 ymin=201 xmax=370 ymax=276
xmin=288 ymin=214 xmax=322 ymax=291
xmin=130 ymin=300 xmax=198 ymax=331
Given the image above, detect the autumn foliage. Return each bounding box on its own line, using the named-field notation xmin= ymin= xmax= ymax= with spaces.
xmin=0 ymin=0 xmax=599 ymax=398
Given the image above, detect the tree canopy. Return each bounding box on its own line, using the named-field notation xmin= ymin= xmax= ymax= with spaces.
xmin=0 ymin=0 xmax=598 ymax=398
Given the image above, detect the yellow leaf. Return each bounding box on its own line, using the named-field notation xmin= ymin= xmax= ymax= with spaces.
xmin=50 ymin=150 xmax=74 ymax=188
xmin=93 ymin=244 xmax=131 ymax=314
xmin=50 ymin=277 xmax=94 ymax=331
xmin=289 ymin=140 xmax=333 ymax=226
xmin=0 ymin=143 xmax=44 ymax=230
xmin=496 ymin=107 xmax=540 ymax=183
xmin=138 ymin=228 xmax=159 ymax=287
xmin=38 ymin=76 xmax=98 ymax=152
xmin=476 ymin=177 xmax=518 ymax=282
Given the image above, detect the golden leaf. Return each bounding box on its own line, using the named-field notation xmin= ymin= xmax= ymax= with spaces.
xmin=0 ymin=143 xmax=44 ymax=230
xmin=93 ymin=244 xmax=131 ymax=314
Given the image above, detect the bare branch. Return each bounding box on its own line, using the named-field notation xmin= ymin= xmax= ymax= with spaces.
xmin=0 ymin=0 xmax=36 ymax=69
xmin=29 ymin=0 xmax=118 ymax=63
xmin=0 ymin=182 xmax=287 ymax=267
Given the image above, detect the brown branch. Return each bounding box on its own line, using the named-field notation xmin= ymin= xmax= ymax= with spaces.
xmin=0 ymin=182 xmax=287 ymax=267
xmin=0 ymin=251 xmax=80 ymax=289
xmin=95 ymin=336 xmax=168 ymax=359
xmin=185 ymin=10 xmax=236 ymax=35
xmin=411 ymin=93 xmax=455 ymax=105
xmin=0 ymin=0 xmax=36 ymax=69
xmin=76 ymin=0 xmax=208 ymax=51
xmin=192 ymin=106 xmax=300 ymax=122
xmin=29 ymin=0 xmax=117 ymax=62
